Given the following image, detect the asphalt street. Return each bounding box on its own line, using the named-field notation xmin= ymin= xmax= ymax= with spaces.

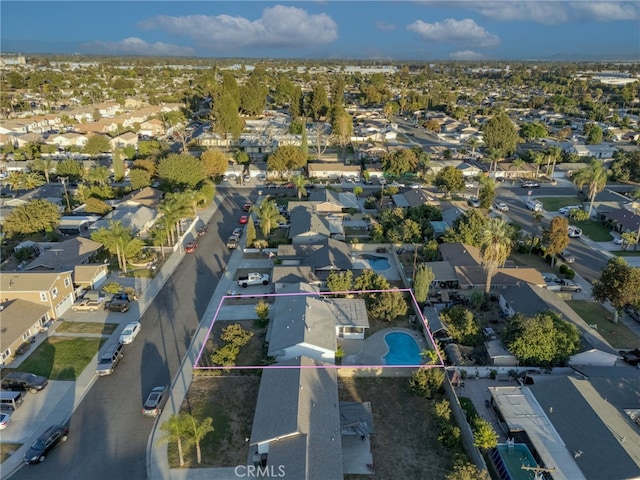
xmin=9 ymin=195 xmax=248 ymax=480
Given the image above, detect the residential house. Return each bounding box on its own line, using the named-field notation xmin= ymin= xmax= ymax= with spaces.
xmin=0 ymin=271 xmax=75 ymax=320
xmin=307 ymin=163 xmax=361 ymax=181
xmin=247 ymin=356 xmax=344 ymax=480
xmin=46 ymin=133 xmax=88 ymax=149
xmin=89 ymin=205 xmax=156 ymax=236
xmin=12 ymin=132 xmax=45 ymax=148
xmin=277 ymin=238 xmax=354 ymax=278
xmin=0 ymin=120 xmax=30 ymax=135
xmin=287 ymin=206 xmax=333 ymax=244
xmin=57 ymin=215 xmax=102 ymax=236
xmin=24 ymin=237 xmax=103 ymax=272
xmin=568 ymin=349 xmax=621 ymax=368
xmin=603 ymin=208 xmax=640 ymax=236
xmin=391 ymin=189 xmax=436 ymax=208
xmin=494 ymin=161 xmax=537 ymax=180
xmin=0 ymin=299 xmax=52 ymax=366
xmin=306 ymin=189 xmax=359 ymax=212
xmin=428 ymin=160 xmax=482 ymax=178
xmin=138 ymin=119 xmax=165 ymax=137
xmin=119 ymin=186 xmax=163 ymax=209
xmin=568 ymin=143 xmax=618 ymax=160
xmin=484 ymin=340 xmax=519 ymax=367
xmin=271 ymin=266 xmax=321 ymax=292
xmin=109 ymin=132 xmax=138 ymax=150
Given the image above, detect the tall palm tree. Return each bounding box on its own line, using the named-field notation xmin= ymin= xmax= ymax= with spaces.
xmin=252 ymin=196 xmax=284 ymax=237
xmin=149 ymin=227 xmax=169 ymax=258
xmin=572 ymin=159 xmax=608 ymax=218
xmin=21 ymin=172 xmax=46 ymax=190
xmin=532 ymin=151 xmax=546 ymax=178
xmin=185 ymin=414 xmax=214 ymax=465
xmin=291 ymin=175 xmax=308 ymax=199
xmin=91 ymin=220 xmax=136 ymax=274
xmin=3 ymin=171 xmax=25 ymax=192
xmin=30 ymin=157 xmax=55 ymax=183
xmin=466 ymin=136 xmax=479 ymax=156
xmin=529 ymin=210 xmax=544 ymax=254
xmin=480 ymin=218 xmax=514 ymax=294
xmin=84 ymin=165 xmax=110 ymax=185
xmin=158 ymin=413 xmax=190 ymax=467
xmin=545 ymin=145 xmax=562 ymax=179
xmin=159 ymin=195 xmax=190 ymax=244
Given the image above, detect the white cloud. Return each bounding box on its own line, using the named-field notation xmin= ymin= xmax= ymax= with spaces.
xmin=375 ymin=21 xmax=396 ymax=31
xmin=407 ymin=18 xmax=499 ymax=48
xmin=81 ymin=37 xmax=194 ymax=56
xmin=569 ymin=2 xmax=639 ymax=21
xmin=450 ymin=50 xmax=486 ymax=60
xmin=138 ymin=5 xmax=338 ymax=51
xmin=466 ymin=2 xmax=569 ymax=25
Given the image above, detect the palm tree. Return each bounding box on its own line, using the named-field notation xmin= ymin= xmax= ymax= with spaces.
xmin=84 ymin=165 xmax=110 ymax=185
xmin=20 ymin=172 xmax=46 ymax=190
xmin=149 ymin=227 xmax=169 ymax=258
xmin=158 ymin=413 xmax=190 ymax=467
xmin=530 ymin=210 xmax=544 ymax=254
xmin=184 ymin=414 xmax=214 ymax=465
xmin=159 ymin=194 xmax=191 ymax=243
xmin=532 ymin=151 xmax=546 ymax=178
xmin=466 ymin=136 xmax=479 ymax=156
xmin=91 ymin=221 xmax=136 ymax=274
xmin=545 ymin=145 xmax=562 ymax=179
xmin=252 ymin=196 xmax=284 ymax=237
xmin=291 ymin=175 xmax=307 ymax=199
xmin=30 ymin=157 xmax=55 ymax=183
xmin=3 ymin=171 xmax=24 ymax=192
xmin=572 ymin=159 xmax=608 ymax=218
xmin=480 ymin=218 xmax=514 ymax=294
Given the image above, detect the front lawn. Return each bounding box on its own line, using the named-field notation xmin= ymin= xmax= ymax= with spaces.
xmin=569 ymin=219 xmax=614 ymax=242
xmin=55 ymin=322 xmax=118 ymax=335
xmin=537 ymin=197 xmax=581 ymax=212
xmin=6 ymin=337 xmax=106 ymax=380
xmin=566 ymin=300 xmax=640 ymax=350
xmin=613 ymin=250 xmax=640 ymax=257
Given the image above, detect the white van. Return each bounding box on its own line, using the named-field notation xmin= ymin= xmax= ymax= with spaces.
xmin=526 ymin=199 xmax=543 ymax=212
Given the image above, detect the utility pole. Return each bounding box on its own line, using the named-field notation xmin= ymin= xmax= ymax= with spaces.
xmin=60 ymin=176 xmax=71 ymax=212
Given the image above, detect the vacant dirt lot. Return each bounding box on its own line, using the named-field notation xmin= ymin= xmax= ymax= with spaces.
xmin=340 ymin=376 xmax=453 ymax=480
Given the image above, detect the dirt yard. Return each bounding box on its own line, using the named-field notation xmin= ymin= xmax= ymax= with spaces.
xmin=340 ymin=376 xmax=453 ymax=480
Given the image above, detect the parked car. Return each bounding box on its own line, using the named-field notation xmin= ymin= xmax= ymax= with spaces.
xmin=71 ymin=298 xmax=102 ymax=312
xmin=558 ymin=250 xmax=575 ymax=264
xmin=625 ymin=307 xmax=640 ymax=324
xmin=568 ymin=226 xmax=582 ymax=238
xmin=196 ymin=225 xmax=208 ymax=236
xmin=232 ymin=227 xmax=243 ymax=237
xmin=243 ymin=202 xmax=253 ymax=211
xmin=467 ymin=197 xmax=481 ymax=208
xmin=619 ymin=348 xmax=640 ymax=366
xmin=96 ymin=342 xmax=124 ymax=376
xmin=24 ymin=424 xmax=69 ymax=464
xmin=1 ymin=372 xmax=48 ymax=393
xmin=493 ymin=202 xmax=509 ymax=212
xmin=142 ymin=385 xmax=169 ymax=417
xmin=104 ymin=299 xmax=130 ymax=313
xmin=15 ymin=342 xmax=32 ymax=356
xmin=558 ymin=279 xmax=582 ymax=292
xmin=285 ymin=182 xmax=295 ymax=189
xmin=0 ymin=412 xmax=10 ymax=430
xmin=119 ymin=322 xmax=141 ymax=345
xmin=522 ymin=181 xmax=540 ymax=188
xmin=239 ymin=215 xmax=248 ymax=224
xmin=185 ymin=241 xmax=197 ymax=253
xmin=559 ymin=205 xmax=581 ymax=216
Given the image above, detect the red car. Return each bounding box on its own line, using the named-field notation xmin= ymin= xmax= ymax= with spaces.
xmin=239 ymin=215 xmax=248 ymax=224
xmin=185 ymin=241 xmax=197 ymax=253
xmin=285 ymin=182 xmax=295 ymax=189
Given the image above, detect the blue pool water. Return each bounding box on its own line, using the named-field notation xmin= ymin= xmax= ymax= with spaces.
xmin=383 ymin=332 xmax=422 ymax=365
xmin=358 ymin=254 xmax=391 ymax=271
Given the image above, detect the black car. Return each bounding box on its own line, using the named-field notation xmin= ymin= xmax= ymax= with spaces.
xmin=15 ymin=342 xmax=31 ymax=356
xmin=1 ymin=372 xmax=48 ymax=393
xmin=24 ymin=424 xmax=69 ymax=464
xmin=522 ymin=181 xmax=540 ymax=188
xmin=142 ymin=385 xmax=169 ymax=417
xmin=104 ymin=299 xmax=130 ymax=313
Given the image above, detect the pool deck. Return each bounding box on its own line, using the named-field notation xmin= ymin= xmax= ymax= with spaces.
xmin=350 ymin=252 xmax=401 ymax=281
xmin=341 ymin=327 xmax=429 ymax=366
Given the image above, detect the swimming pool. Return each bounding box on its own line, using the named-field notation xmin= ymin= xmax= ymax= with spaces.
xmin=492 ymin=443 xmax=539 ymax=480
xmin=358 ymin=254 xmax=391 ymax=271
xmin=383 ymin=332 xmax=422 ymax=365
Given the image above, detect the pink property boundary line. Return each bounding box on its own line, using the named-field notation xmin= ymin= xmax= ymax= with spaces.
xmin=194 ymin=288 xmax=446 ymax=370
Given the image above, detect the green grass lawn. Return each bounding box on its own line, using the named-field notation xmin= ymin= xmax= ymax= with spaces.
xmin=6 ymin=337 xmax=106 ymax=380
xmin=613 ymin=250 xmax=640 ymax=257
xmin=567 ymin=300 xmax=640 ymax=350
xmin=55 ymin=322 xmax=118 ymax=335
xmin=537 ymin=197 xmax=581 ymax=212
xmin=569 ymin=219 xmax=614 ymax=242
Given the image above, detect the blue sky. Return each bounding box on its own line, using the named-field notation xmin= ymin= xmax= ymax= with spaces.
xmin=1 ymin=1 xmax=639 ymax=60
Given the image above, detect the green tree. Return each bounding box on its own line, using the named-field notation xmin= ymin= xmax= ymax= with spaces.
xmin=519 ymin=121 xmax=548 ymax=141
xmin=543 ymin=216 xmax=570 ymax=266
xmin=592 ymin=257 xmax=640 ymax=323
xmin=84 ymin=165 xmax=110 ymax=185
xmin=409 ymin=367 xmax=446 ymax=398
xmin=331 ymin=106 xmax=353 ymax=157
xmin=446 ymin=463 xmax=491 ymax=480
xmin=572 ymin=160 xmax=608 ymax=218
xmin=245 ymin=217 xmax=257 ymax=247
xmin=20 ymin=172 xmax=46 ymax=190
xmin=129 ymin=168 xmax=152 ymax=189
xmin=473 ymin=417 xmax=499 ymax=450
xmin=200 ymin=149 xmax=228 ymax=178
xmin=91 ymin=221 xmax=141 ymax=274
xmin=2 ymin=199 xmax=60 ymax=237
xmin=30 ymin=157 xmax=55 ymax=183
xmin=440 ymin=306 xmax=479 ymax=345
xmin=442 ymin=209 xmax=489 ymax=247
xmin=434 ymin=166 xmax=464 ymax=196
xmin=158 ymin=153 xmax=205 ymax=189
xmin=480 ymin=218 xmax=514 ymax=294
xmin=112 ymin=148 xmax=126 ymax=181
xmin=184 ymin=414 xmax=214 ymax=465
xmin=584 ymin=123 xmax=603 ymax=144
xmin=503 ymin=311 xmax=580 ymax=367
xmin=477 ymin=177 xmax=497 ymax=209
xmin=252 ymin=196 xmax=284 ymax=237
xmin=267 ymin=145 xmax=307 ymax=176
xmin=158 ymin=413 xmax=190 ymax=467
xmin=220 ymin=323 xmax=253 ymax=347
xmin=413 ymin=264 xmax=434 ymax=303
xmin=213 ymin=93 xmax=244 ymax=140
xmin=308 ymin=84 xmax=328 ymax=120
xmin=326 ymin=270 xmax=354 ymax=293
xmin=291 ymin=175 xmax=308 ymax=199
xmin=381 ymin=148 xmax=418 ymax=177
xmin=255 ymin=300 xmax=269 ymax=325
xmin=482 ymin=111 xmax=518 ymax=159
xmin=239 ymin=74 xmax=268 ymax=116
xmin=368 ymin=290 xmax=408 ymax=322
xmin=83 ymin=134 xmax=111 ymax=155
xmin=84 ymin=197 xmax=112 ymax=215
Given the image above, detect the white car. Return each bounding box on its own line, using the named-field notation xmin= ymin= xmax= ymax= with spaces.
xmin=568 ymin=226 xmax=582 ymax=238
xmin=119 ymin=322 xmax=141 ymax=345
xmin=0 ymin=413 xmax=10 ymax=430
xmin=613 ymin=236 xmax=626 ymax=246
xmin=494 ymin=202 xmax=509 ymax=212
xmin=559 ymin=205 xmax=581 ymax=216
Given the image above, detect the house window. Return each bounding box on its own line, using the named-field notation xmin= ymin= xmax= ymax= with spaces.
xmin=52 ymin=288 xmax=58 ymax=298
xmin=40 ymin=292 xmax=47 ymax=302
xmin=64 ymin=277 xmax=70 ymax=287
